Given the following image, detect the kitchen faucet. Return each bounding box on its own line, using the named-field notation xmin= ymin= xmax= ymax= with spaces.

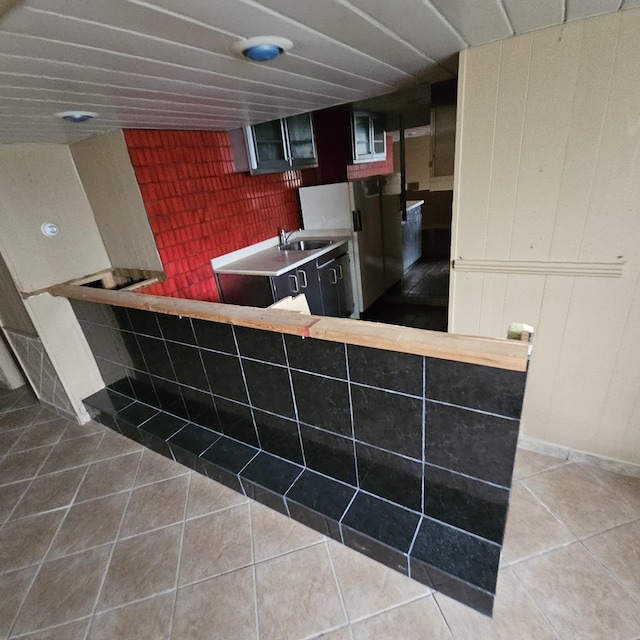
xmin=279 ymin=226 xmax=296 ymax=245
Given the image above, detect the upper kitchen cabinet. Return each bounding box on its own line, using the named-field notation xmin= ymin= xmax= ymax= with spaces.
xmin=351 ymin=111 xmax=386 ymax=163
xmin=232 ymin=113 xmax=318 ymax=175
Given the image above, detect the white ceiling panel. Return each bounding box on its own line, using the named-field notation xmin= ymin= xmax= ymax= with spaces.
xmin=502 ymin=0 xmax=565 ymax=33
xmin=567 ymin=0 xmax=623 ymax=21
xmin=622 ymin=0 xmax=640 ymax=7
xmin=428 ymin=0 xmax=513 ymax=46
xmin=0 ymin=0 xmax=631 ymax=144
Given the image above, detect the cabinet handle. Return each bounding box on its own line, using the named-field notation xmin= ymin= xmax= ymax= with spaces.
xmin=329 ymin=268 xmax=338 ymax=285
xmin=336 ymin=264 xmax=343 ymax=280
xmin=289 ymin=274 xmax=300 ymax=294
xmin=297 ymin=269 xmax=308 ymax=289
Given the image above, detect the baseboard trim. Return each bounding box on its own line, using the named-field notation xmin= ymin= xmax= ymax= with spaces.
xmin=518 ymin=435 xmax=640 ymax=479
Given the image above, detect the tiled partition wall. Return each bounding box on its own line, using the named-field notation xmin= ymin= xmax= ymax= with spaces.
xmin=70 ymin=299 xmax=527 ymax=615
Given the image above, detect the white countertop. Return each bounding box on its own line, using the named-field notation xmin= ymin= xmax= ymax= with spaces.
xmin=406 ymin=199 xmax=425 ymax=210
xmin=212 ymin=234 xmax=350 ymax=277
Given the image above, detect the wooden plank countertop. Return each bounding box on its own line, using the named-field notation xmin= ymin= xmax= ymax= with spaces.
xmin=50 ymin=282 xmax=530 ymax=372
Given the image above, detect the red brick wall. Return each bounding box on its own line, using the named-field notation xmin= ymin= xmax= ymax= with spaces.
xmin=123 ymin=130 xmax=302 ymax=302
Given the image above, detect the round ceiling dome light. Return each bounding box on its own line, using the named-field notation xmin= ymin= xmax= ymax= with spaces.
xmin=55 ymin=110 xmax=98 ymax=123
xmin=231 ymin=36 xmax=293 ymax=62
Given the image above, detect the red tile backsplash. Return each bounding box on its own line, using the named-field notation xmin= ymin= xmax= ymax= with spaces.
xmin=123 ymin=130 xmax=301 ymax=302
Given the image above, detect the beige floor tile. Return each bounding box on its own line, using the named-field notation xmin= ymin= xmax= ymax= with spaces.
xmin=0 ymin=446 xmax=52 ymax=484
xmin=583 ymin=518 xmax=640 ymax=601
xmin=92 ymin=429 xmax=143 ymax=461
xmin=87 ymin=593 xmax=174 ymax=640
xmin=120 ymin=475 xmax=189 ymax=537
xmin=75 ymin=451 xmax=142 ymax=502
xmin=523 ymin=463 xmax=639 ymax=538
xmin=59 ymin=419 xmax=106 ymax=442
xmin=251 ymin=501 xmax=325 ymax=563
xmin=585 ymin=466 xmax=640 ymax=511
xmin=0 ymin=427 xmax=27 ymax=455
xmin=512 ymin=449 xmax=567 ymax=480
xmin=48 ymin=493 xmax=129 ymax=559
xmin=186 ymin=472 xmax=247 ymax=519
xmin=0 ymin=480 xmax=28 ymax=524
xmin=328 ymin=539 xmax=430 ymax=623
xmin=10 ymin=466 xmax=87 ymax=520
xmin=10 ymin=419 xmax=70 ymax=453
xmin=351 ymin=596 xmax=450 ymax=640
xmin=135 ymin=448 xmax=189 ymax=486
xmin=14 ymin=619 xmax=89 ymax=639
xmin=179 ymin=503 xmax=253 ymax=586
xmin=12 ymin=546 xmax=112 ymax=636
xmin=256 ymin=543 xmax=347 ymax=640
xmin=513 ymin=542 xmax=640 ymax=640
xmin=172 ymin=567 xmax=257 ymax=640
xmin=97 ymin=524 xmax=181 ymax=611
xmin=0 ymin=565 xmax=38 ymax=638
xmin=38 ymin=433 xmax=104 ymax=475
xmin=436 ymin=568 xmax=558 ymax=640
xmin=0 ymin=406 xmax=55 ymax=431
xmin=501 ymin=483 xmax=575 ymax=564
xmin=0 ymin=511 xmax=65 ymax=573
xmin=316 ymin=628 xmax=354 ymax=640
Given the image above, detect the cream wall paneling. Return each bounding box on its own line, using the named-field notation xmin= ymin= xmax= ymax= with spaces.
xmin=0 ymin=144 xmax=111 ymax=293
xmin=451 ymin=9 xmax=640 ymax=465
xmin=70 ymin=130 xmax=163 ymax=274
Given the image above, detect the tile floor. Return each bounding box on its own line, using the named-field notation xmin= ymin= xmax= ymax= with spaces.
xmin=1 ymin=385 xmax=640 ymax=640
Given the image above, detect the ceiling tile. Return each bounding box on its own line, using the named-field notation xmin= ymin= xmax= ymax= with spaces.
xmin=502 ymin=0 xmax=565 ymax=33
xmin=566 ymin=0 xmax=623 ymax=21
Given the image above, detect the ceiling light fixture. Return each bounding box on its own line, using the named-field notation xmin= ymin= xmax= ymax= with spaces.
xmin=55 ymin=110 xmax=98 ymax=123
xmin=231 ymin=36 xmax=293 ymax=62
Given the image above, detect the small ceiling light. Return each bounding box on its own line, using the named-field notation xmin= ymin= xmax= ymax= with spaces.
xmin=231 ymin=36 xmax=293 ymax=62
xmin=41 ymin=222 xmax=60 ymax=237
xmin=55 ymin=110 xmax=98 ymax=123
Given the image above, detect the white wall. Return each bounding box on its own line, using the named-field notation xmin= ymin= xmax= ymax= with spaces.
xmin=70 ymin=130 xmax=163 ymax=273
xmin=451 ymin=9 xmax=640 ymax=464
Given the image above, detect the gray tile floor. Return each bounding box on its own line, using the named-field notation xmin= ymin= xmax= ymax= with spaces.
xmin=1 ymin=385 xmax=640 ymax=639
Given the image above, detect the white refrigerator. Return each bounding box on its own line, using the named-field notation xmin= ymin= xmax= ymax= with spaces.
xmin=299 ymin=181 xmax=386 ymax=315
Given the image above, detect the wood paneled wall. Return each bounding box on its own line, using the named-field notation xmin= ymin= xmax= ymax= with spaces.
xmin=451 ymin=9 xmax=640 ymax=464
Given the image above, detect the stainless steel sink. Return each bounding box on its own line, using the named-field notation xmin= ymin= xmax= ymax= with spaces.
xmin=278 ymin=239 xmax=333 ymax=251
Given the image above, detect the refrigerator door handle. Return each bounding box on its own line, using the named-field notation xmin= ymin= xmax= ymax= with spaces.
xmin=352 ymin=209 xmax=363 ymax=232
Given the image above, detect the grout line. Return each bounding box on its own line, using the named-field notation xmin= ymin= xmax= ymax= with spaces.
xmin=421 ymin=356 xmax=426 ymax=514
xmin=325 ymin=539 xmax=351 ymax=627
xmin=282 ymin=333 xmax=307 ymax=468
xmin=167 ymin=470 xmax=192 ymax=639
xmin=81 ymin=440 xmax=147 ymax=640
xmin=7 ymin=437 xmax=98 ymax=640
xmin=344 ymin=344 xmax=359 ymax=489
xmin=247 ymin=496 xmax=261 ymax=640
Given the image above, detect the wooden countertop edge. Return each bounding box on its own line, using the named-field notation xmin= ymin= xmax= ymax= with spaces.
xmin=49 ymin=284 xmax=529 ymax=371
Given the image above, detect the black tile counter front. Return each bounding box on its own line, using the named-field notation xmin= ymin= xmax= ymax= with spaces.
xmin=71 ymin=299 xmax=528 ymax=616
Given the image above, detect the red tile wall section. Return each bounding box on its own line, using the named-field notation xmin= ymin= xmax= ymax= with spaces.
xmin=346 ymin=134 xmax=395 ymax=180
xmin=123 ymin=130 xmax=302 ymax=302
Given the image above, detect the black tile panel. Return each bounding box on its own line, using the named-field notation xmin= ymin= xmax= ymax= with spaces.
xmin=180 ymin=387 xmax=219 ymax=430
xmin=126 ymin=374 xmax=158 ymax=406
xmin=341 ymin=526 xmax=409 ymax=576
xmin=83 ymin=388 xmax=133 ymax=414
xmin=299 ymin=425 xmax=356 ymax=486
xmin=215 ymin=399 xmax=258 ymax=447
xmin=426 ymin=358 xmax=527 ymax=419
xmin=126 ymin=308 xmax=161 ymax=337
xmin=157 ymin=314 xmax=196 ymax=345
xmin=253 ymin=410 xmax=303 ymax=464
xmin=356 ymin=443 xmax=422 ymax=512
xmin=108 ymin=376 xmax=134 ymax=398
xmin=121 ymin=332 xmax=146 ymax=371
xmin=137 ymin=336 xmax=175 ymax=380
xmin=286 ymin=470 xmax=355 ymax=521
xmin=242 ymin=481 xmax=288 ymax=515
xmin=152 ymin=378 xmax=188 ymax=419
xmin=284 ymin=335 xmax=347 ymax=379
xmin=348 ymin=345 xmax=423 ymax=396
xmin=201 ymin=435 xmax=258 ymax=473
xmin=201 ymin=351 xmax=248 ymax=404
xmin=165 ymin=342 xmax=209 ymax=391
xmin=242 ymin=360 xmax=295 ymax=419
xmin=351 ymin=386 xmax=423 ymax=458
xmin=424 ymin=402 xmax=519 ymax=488
xmin=342 ymin=491 xmax=420 ymax=552
xmin=70 ymin=299 xmax=107 ymax=325
xmin=139 ymin=412 xmax=189 ymax=441
xmin=240 ymin=451 xmax=302 ymax=495
xmin=292 ymin=371 xmax=351 ymax=437
xmin=287 ymin=502 xmax=342 ymax=541
xmin=234 ymin=326 xmax=286 ymax=365
xmin=192 ymin=318 xmax=237 ymax=354
xmin=167 ymin=423 xmax=220 ymax=456
xmin=411 ymin=517 xmax=501 ymax=593
xmin=114 ymin=402 xmax=159 ymax=428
